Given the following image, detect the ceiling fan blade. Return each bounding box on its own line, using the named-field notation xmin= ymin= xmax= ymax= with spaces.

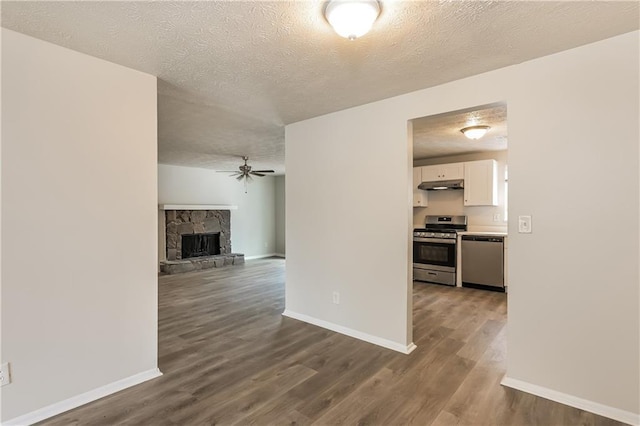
xmin=217 ymin=170 xmax=239 ymax=173
xmin=236 ymin=174 xmax=245 ymax=181
xmin=250 ymin=172 xmax=265 ymax=177
xmin=252 ymin=170 xmax=275 ymax=173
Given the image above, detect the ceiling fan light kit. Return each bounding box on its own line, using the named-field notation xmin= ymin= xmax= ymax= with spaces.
xmin=324 ymin=0 xmax=381 ymax=40
xmin=460 ymin=125 xmax=491 ymax=140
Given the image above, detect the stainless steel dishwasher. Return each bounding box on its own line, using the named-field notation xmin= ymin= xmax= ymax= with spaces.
xmin=461 ymin=235 xmax=505 ymax=291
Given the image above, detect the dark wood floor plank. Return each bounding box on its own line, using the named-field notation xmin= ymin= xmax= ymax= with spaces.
xmin=170 ymin=363 xmax=317 ymax=425
xmin=37 ymin=260 xmax=625 ymax=426
xmin=310 ymin=367 xmax=395 ymax=425
xmin=295 ymin=347 xmax=395 ymax=419
xmin=455 ymin=319 xmax=505 ymax=362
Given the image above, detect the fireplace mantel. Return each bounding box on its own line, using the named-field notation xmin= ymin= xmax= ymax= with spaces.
xmin=159 ymin=204 xmax=238 ymax=211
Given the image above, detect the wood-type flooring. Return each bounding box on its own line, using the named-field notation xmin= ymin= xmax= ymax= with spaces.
xmin=40 ymin=258 xmax=623 ymax=425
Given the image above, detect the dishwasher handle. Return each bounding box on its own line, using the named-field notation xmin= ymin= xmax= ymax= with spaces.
xmin=462 ymin=235 xmax=504 ymax=243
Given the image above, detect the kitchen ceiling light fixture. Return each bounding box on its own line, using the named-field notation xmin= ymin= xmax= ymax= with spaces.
xmin=324 ymin=0 xmax=381 ymax=40
xmin=460 ymin=125 xmax=491 ymax=140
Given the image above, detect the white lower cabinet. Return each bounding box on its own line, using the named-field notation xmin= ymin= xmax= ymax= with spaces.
xmin=413 ymin=167 xmax=427 ymax=207
xmin=464 ymin=160 xmax=498 ymax=206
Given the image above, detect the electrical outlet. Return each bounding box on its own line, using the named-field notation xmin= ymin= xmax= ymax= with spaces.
xmin=0 ymin=362 xmax=11 ymax=386
xmin=493 ymin=213 xmax=501 ymax=222
xmin=332 ymin=291 xmax=340 ymax=305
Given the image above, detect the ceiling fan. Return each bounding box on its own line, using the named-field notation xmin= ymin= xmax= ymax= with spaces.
xmin=217 ymin=156 xmax=274 ymax=192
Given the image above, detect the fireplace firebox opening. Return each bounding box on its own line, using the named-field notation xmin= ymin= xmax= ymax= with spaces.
xmin=181 ymin=233 xmax=221 ymax=259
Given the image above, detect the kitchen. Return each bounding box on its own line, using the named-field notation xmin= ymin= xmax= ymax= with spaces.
xmin=412 ymin=103 xmax=508 ymax=292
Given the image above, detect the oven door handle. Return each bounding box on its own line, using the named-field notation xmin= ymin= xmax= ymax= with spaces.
xmin=413 ymin=237 xmax=456 ymax=244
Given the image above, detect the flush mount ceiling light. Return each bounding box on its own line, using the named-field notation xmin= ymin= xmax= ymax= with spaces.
xmin=324 ymin=0 xmax=381 ymax=40
xmin=460 ymin=125 xmax=491 ymax=140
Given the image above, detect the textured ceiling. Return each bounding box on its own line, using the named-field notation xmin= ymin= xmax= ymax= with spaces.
xmin=413 ymin=103 xmax=507 ymax=160
xmin=2 ymin=1 xmax=638 ymax=173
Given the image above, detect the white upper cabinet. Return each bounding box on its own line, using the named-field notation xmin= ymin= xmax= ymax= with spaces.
xmin=464 ymin=159 xmax=498 ymax=206
xmin=421 ymin=163 xmax=464 ymax=182
xmin=413 ymin=167 xmax=427 ymax=207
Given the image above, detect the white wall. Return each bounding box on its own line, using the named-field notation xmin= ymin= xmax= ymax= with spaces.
xmin=158 ymin=164 xmax=276 ymax=258
xmin=275 ymin=176 xmax=286 ymax=256
xmin=506 ymin=31 xmax=639 ymax=419
xmin=286 ymin=31 xmax=639 ymax=420
xmin=1 ymin=29 xmax=159 ymax=422
xmin=286 ymin=102 xmax=414 ymax=352
xmin=413 ymin=151 xmax=508 ymax=232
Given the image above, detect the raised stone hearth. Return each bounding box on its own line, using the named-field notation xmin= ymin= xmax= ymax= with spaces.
xmin=160 ymin=253 xmax=244 ymax=275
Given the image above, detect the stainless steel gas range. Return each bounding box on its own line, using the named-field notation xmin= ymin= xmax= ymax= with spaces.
xmin=413 ymin=215 xmax=467 ymax=286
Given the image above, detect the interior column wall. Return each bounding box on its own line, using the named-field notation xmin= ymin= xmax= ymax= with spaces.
xmin=286 ymin=104 xmax=414 ymax=351
xmin=275 ymin=176 xmax=286 ymax=256
xmin=1 ymin=29 xmax=159 ymax=421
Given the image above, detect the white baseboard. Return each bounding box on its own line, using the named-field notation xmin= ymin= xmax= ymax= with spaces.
xmin=245 ymin=253 xmax=278 ymax=260
xmin=4 ymin=368 xmax=163 ymax=426
xmin=501 ymin=376 xmax=639 ymax=426
xmin=282 ymin=309 xmax=416 ymax=355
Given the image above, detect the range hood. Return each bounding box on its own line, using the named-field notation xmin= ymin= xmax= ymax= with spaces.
xmin=418 ymin=179 xmax=464 ymax=191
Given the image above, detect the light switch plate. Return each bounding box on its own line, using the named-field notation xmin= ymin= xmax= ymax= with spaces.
xmin=0 ymin=362 xmax=11 ymax=386
xmin=518 ymin=215 xmax=532 ymax=233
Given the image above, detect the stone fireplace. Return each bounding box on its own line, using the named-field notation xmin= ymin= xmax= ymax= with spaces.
xmin=165 ymin=209 xmax=231 ymax=261
xmin=159 ymin=205 xmax=244 ymax=274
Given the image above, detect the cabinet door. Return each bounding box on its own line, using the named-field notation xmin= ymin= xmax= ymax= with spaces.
xmin=421 ymin=163 xmax=464 ymax=181
xmin=413 ymin=167 xmax=427 ymax=207
xmin=421 ymin=165 xmax=442 ymax=181
xmin=464 ymin=160 xmax=498 ymax=206
xmin=413 ymin=191 xmax=427 ymax=207
xmin=440 ymin=163 xmax=464 ymax=180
